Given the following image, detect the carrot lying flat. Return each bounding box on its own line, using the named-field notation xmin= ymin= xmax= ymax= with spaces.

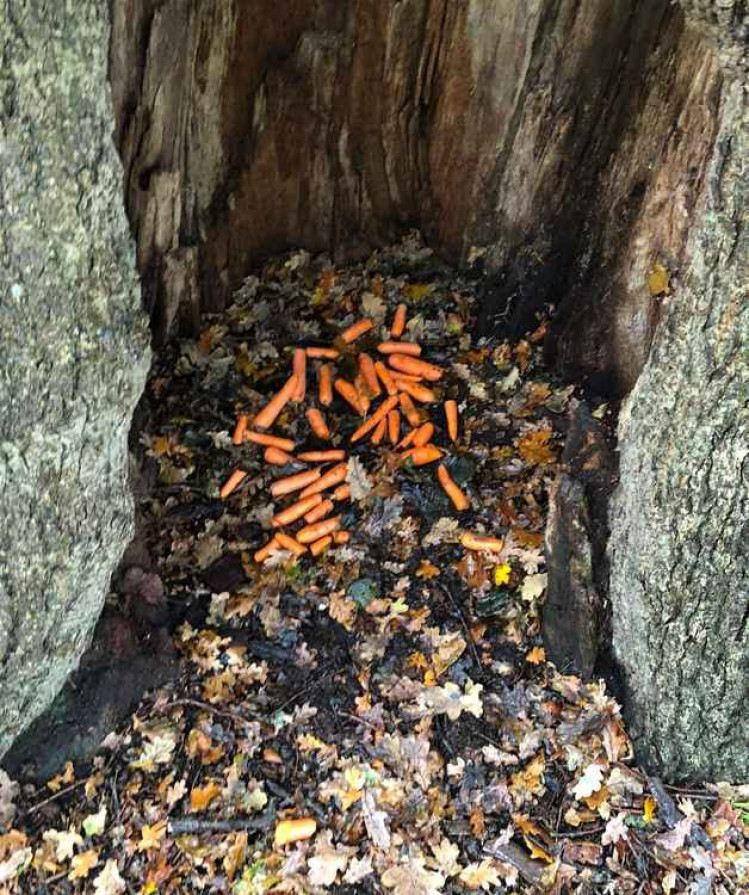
xmin=270 ymin=467 xmax=321 ymax=498
xmin=354 ymin=374 xmax=371 ymax=415
xmin=378 ymin=341 xmax=421 ymax=356
xmin=334 ymin=379 xmax=364 ymax=415
xmin=461 ymin=533 xmax=502 ymax=552
xmin=292 ymin=349 xmax=306 ymax=402
xmin=375 ymin=361 xmax=398 ymax=396
xmin=306 ymin=347 xmax=340 ymax=359
xmin=254 ymin=536 xmax=280 ymax=563
xmin=389 ymin=370 xmax=422 ymax=382
xmin=445 ymin=400 xmax=459 ymax=442
xmin=390 ymin=303 xmax=407 ymax=338
xmin=300 ymin=462 xmax=348 ymax=497
xmin=296 ymin=516 xmax=342 ymax=544
xmin=319 ymin=364 xmax=334 ymax=406
xmin=371 ymin=417 xmax=387 ymax=445
xmin=298 ymin=450 xmax=346 ymax=462
xmin=276 ymin=532 xmax=307 ymax=557
xmin=359 ymin=353 xmax=382 ymax=397
xmin=399 ymin=392 xmax=422 ymax=427
xmin=413 ymin=422 xmax=435 ymax=447
xmin=408 ymin=445 xmax=443 ymax=466
xmin=272 ymin=494 xmax=323 ymax=527
xmin=333 ymin=484 xmax=351 ymax=501
xmin=387 ymin=409 xmax=400 ymax=444
xmin=274 ymin=817 xmax=317 ymax=847
xmin=395 ymin=378 xmax=437 ymax=403
xmin=232 ymin=414 xmax=248 ymax=446
xmin=220 ymin=468 xmax=247 ymax=498
xmin=388 ymin=355 xmax=443 ymax=381
xmin=245 ymin=431 xmax=296 ymax=451
xmin=333 ymin=530 xmax=350 ymax=545
xmin=306 ymin=408 xmax=331 ymax=440
xmin=350 ymin=394 xmax=401 ymax=442
xmin=265 ymin=446 xmax=295 ymax=465
xmin=341 ymin=318 xmax=374 ymax=344
xmin=253 ymin=374 xmax=299 ymax=430
xmin=310 ymin=535 xmax=333 ymax=557
xmin=437 ymin=463 xmax=471 ymax=511
xmin=304 ymin=499 xmax=334 ymax=524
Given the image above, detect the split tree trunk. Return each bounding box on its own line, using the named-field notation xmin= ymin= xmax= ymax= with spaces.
xmin=0 ymin=3 xmax=149 ymax=758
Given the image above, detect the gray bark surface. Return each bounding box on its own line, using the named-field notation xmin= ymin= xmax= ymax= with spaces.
xmin=0 ymin=3 xmax=150 ymax=758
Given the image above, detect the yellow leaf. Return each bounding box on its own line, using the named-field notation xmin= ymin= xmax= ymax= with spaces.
xmin=523 ymin=834 xmax=555 ymax=864
xmin=68 ymin=849 xmax=99 ymax=880
xmin=494 ymin=563 xmax=512 ymax=586
xmin=47 ymin=761 xmax=75 ymax=793
xmin=406 ymin=652 xmax=429 ymax=671
xmin=526 ymin=646 xmax=546 ymax=665
xmin=274 ymin=817 xmax=317 ymax=847
xmin=189 ymin=782 xmax=222 ymax=813
xmin=402 ymin=283 xmax=435 ymax=301
xmin=416 ymin=559 xmax=440 ymax=579
xmin=138 ymin=820 xmax=167 ymax=852
xmin=643 ymin=796 xmax=657 ymax=824
xmin=517 ymin=428 xmax=557 ymax=465
xmin=648 ymin=263 xmax=671 ymax=296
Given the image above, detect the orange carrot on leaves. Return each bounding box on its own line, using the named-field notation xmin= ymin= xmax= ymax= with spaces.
xmin=437 ymin=463 xmax=471 ymax=511
xmin=390 ymin=303 xmax=407 ymax=338
xmin=354 ymin=374 xmax=371 ymax=415
xmin=389 ymin=370 xmax=423 ymax=381
xmin=445 ymin=400 xmax=459 ymax=442
xmin=412 ymin=422 xmax=435 ymax=447
xmin=270 ymin=467 xmax=321 ymax=498
xmin=350 ymin=394 xmax=401 ymax=442
xmin=399 ymin=392 xmax=423 ymax=427
xmin=265 ymin=446 xmax=295 ymax=465
xmin=220 ymin=468 xmax=247 ymax=498
xmin=460 ymin=532 xmax=502 ymax=552
xmin=374 ymin=361 xmax=398 ymax=396
xmin=303 ymin=499 xmax=334 ymax=524
xmin=245 ymin=431 xmax=296 ymax=451
xmin=394 ymin=378 xmax=437 ymax=403
xmin=254 ymin=536 xmax=280 ymax=563
xmin=310 ymin=535 xmax=333 ymax=557
xmin=359 ymin=353 xmax=382 ymax=397
xmin=388 ymin=354 xmax=443 ymax=381
xmin=408 ymin=445 xmax=443 ymax=466
xmin=333 ymin=530 xmax=350 ymax=545
xmin=253 ymin=374 xmax=298 ymax=430
xmin=300 ymin=462 xmax=348 ymax=497
xmin=371 ymin=417 xmax=387 ymax=445
xmin=296 ymin=516 xmax=342 ymax=544
xmin=275 ymin=532 xmax=307 ymax=557
xmin=333 ymin=483 xmax=351 ymax=501
xmin=306 ymin=408 xmax=331 ymax=440
xmin=292 ymin=348 xmax=306 ymax=402
xmin=297 ymin=450 xmax=345 ymax=462
xmin=341 ymin=318 xmax=374 ymax=344
xmin=319 ymin=364 xmax=334 ymax=406
xmin=232 ymin=413 xmax=248 ymax=445
xmin=306 ymin=346 xmax=339 ymax=359
xmin=378 ymin=341 xmax=421 ymax=356
xmin=397 ymin=428 xmax=418 ymax=450
xmin=334 ymin=378 xmax=364 ymax=415
xmin=272 ymin=494 xmax=323 ymax=527
xmin=274 ymin=818 xmax=317 ymax=847
xmin=387 ymin=409 xmax=400 ymax=444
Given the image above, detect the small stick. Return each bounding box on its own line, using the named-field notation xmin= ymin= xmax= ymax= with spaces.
xmin=169 ymin=814 xmax=274 ymax=835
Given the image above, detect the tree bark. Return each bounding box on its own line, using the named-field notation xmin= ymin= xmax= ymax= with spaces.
xmin=0 ymin=3 xmax=150 ymax=759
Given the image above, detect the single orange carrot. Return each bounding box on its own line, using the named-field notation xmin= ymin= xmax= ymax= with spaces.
xmin=303 ymin=499 xmax=334 ymax=524
xmin=354 ymin=373 xmax=371 ymax=415
xmin=341 ymin=318 xmax=374 ymax=344
xmin=397 ymin=427 xmax=418 ymax=450
xmin=395 ymin=378 xmax=437 ymax=403
xmin=445 ymin=400 xmax=459 ymax=442
xmin=300 ymin=462 xmax=348 ymax=497
xmin=220 ymin=468 xmax=247 ymax=498
xmin=292 ymin=349 xmax=306 ymax=402
xmin=310 ymin=535 xmax=333 ymax=557
xmin=437 ymin=463 xmax=471 ymax=511
xmin=297 ymin=450 xmax=346 ymax=462
xmin=254 ymin=536 xmax=280 ymax=563
xmin=245 ymin=431 xmax=296 ymax=451
xmin=306 ymin=408 xmax=331 ymax=440
xmin=350 ymin=394 xmax=401 ymax=442
xmin=319 ymin=364 xmax=334 ymax=406
xmin=333 ymin=530 xmax=350 ymax=545
xmin=390 ymin=303 xmax=407 ymax=338
xmin=265 ymin=446 xmax=295 ymax=465
xmin=388 ymin=355 xmax=443 ymax=381
xmin=387 ymin=409 xmax=400 ymax=444
xmin=389 ymin=370 xmax=423 ymax=382
xmin=333 ymin=483 xmax=351 ymax=501
xmin=272 ymin=494 xmax=323 ymax=527
xmin=374 ymin=361 xmax=398 ymax=396
xmin=413 ymin=422 xmax=435 ymax=447
xmin=276 ymin=532 xmax=307 ymax=557
xmin=461 ymin=532 xmax=502 ymax=552
xmin=359 ymin=353 xmax=382 ymax=397
xmin=378 ymin=341 xmax=421 ymax=356
xmin=296 ymin=516 xmax=342 ymax=544
xmin=232 ymin=414 xmax=248 ymax=445
xmin=334 ymin=378 xmax=364 ymax=415
xmin=306 ymin=347 xmax=339 ymax=359
xmin=253 ymin=374 xmax=299 ymax=430
xmin=399 ymin=392 xmax=423 ymax=427
xmin=371 ymin=417 xmax=387 ymax=445
xmin=270 ymin=467 xmax=322 ymax=498
xmin=274 ymin=817 xmax=317 ymax=847
xmin=409 ymin=445 xmax=443 ymax=466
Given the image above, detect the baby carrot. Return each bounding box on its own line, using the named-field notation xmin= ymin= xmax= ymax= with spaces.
xmin=298 ymin=450 xmax=346 ymax=462
xmin=220 ymin=468 xmax=247 ymax=498
xmin=232 ymin=413 xmax=248 ymax=445
xmin=374 ymin=361 xmax=398 ymax=396
xmin=319 ymin=364 xmax=334 ymax=406
xmin=388 ymin=355 xmax=443 ymax=381
xmin=399 ymin=392 xmax=423 ymax=427
xmin=274 ymin=817 xmax=317 ymax=846
xmin=245 ymin=432 xmax=296 ymax=451
xmin=354 ymin=373 xmax=371 ymax=415
xmin=341 ymin=318 xmax=374 ymax=344
xmin=461 ymin=532 xmax=502 ymax=552
xmin=377 ymin=341 xmax=421 ymax=356
xmin=389 ymin=370 xmax=423 ymax=381
xmin=310 ymin=535 xmax=333 ymax=557
xmin=333 ymin=483 xmax=351 ymax=501
xmin=272 ymin=494 xmax=323 ymax=527
xmin=350 ymin=394 xmax=401 ymax=442
xmin=359 ymin=353 xmax=382 ymax=397
xmin=445 ymin=400 xmax=459 ymax=442
xmin=276 ymin=532 xmax=307 ymax=557
xmin=265 ymin=446 xmax=295 ymax=465
xmin=254 ymin=536 xmax=280 ymax=563
xmin=306 ymin=408 xmax=331 ymax=440
xmin=387 ymin=409 xmax=400 ymax=444
xmin=413 ymin=422 xmax=435 ymax=447
xmin=296 ymin=516 xmax=342 ymax=544
xmin=253 ymin=374 xmax=298 ymax=429
xmin=409 ymin=445 xmax=443 ymax=466
xmin=333 ymin=530 xmax=351 ymax=545
xmin=334 ymin=378 xmax=364 ymax=415
xmin=390 ymin=303 xmax=407 ymax=338
xmin=306 ymin=346 xmax=339 ymax=359
xmin=371 ymin=417 xmax=387 ymax=445
xmin=437 ymin=463 xmax=471 ymax=511
xmin=300 ymin=462 xmax=348 ymax=497
xmin=292 ymin=348 xmax=306 ymax=402
xmin=398 ymin=428 xmax=418 ymax=450
xmin=395 ymin=379 xmax=437 ymax=403
xmin=270 ymin=467 xmax=322 ymax=498
xmin=304 ymin=499 xmax=334 ymax=524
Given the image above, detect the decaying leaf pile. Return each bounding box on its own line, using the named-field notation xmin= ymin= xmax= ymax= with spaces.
xmin=1 ymin=236 xmax=746 ymax=893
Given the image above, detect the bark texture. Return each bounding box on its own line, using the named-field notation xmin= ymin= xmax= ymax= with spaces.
xmin=609 ymin=5 xmax=747 ymax=780
xmin=0 ymin=3 xmax=150 ymax=759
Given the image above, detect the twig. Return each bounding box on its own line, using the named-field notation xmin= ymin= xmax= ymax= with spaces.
xmin=159 ymin=697 xmax=262 ymax=725
xmin=437 ymin=578 xmax=483 ymax=670
xmin=274 ymin=667 xmax=344 ymax=712
xmin=25 ymin=780 xmax=86 ymax=816
xmin=169 ymin=813 xmax=274 ymax=836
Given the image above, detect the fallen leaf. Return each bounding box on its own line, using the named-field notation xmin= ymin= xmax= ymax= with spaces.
xmin=82 ymin=805 xmax=107 ymax=838
xmin=68 ymin=848 xmax=99 ymax=880
xmin=520 ymin=573 xmax=547 ymax=602
xmin=93 ymin=858 xmax=126 ymax=895
xmin=573 ymin=765 xmax=605 ymax=801
xmin=648 ymin=263 xmax=670 ymax=296
xmin=459 ymin=860 xmax=501 ymax=890
xmin=138 ymin=820 xmax=167 ymax=852
xmin=382 ymin=857 xmax=445 ymax=895
xmin=189 ymin=782 xmax=222 ymax=813
xmin=525 ymin=646 xmax=546 ymax=665
xmin=493 ymin=563 xmax=512 ymax=586
xmin=346 ymin=457 xmax=373 ymax=500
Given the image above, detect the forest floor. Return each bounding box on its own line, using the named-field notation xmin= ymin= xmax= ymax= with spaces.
xmin=1 ymin=236 xmax=747 ymax=894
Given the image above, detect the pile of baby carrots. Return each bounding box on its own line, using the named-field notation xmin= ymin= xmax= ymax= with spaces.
xmin=220 ymin=303 xmax=475 ymax=564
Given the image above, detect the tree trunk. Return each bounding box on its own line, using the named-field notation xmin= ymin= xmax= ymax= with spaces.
xmin=0 ymin=3 xmax=150 ymax=758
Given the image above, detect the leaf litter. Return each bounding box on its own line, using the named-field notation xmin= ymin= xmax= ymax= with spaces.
xmin=1 ymin=235 xmax=746 ymax=893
